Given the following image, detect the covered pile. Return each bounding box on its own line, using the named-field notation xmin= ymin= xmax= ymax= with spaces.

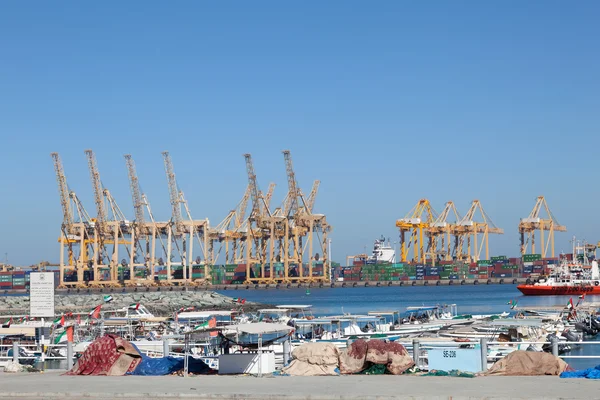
xmin=66 ymin=334 xmax=212 ymax=376
xmin=66 ymin=334 xmax=141 ymax=376
xmin=339 ymin=339 xmax=414 ymax=375
xmin=282 ymin=342 xmax=340 ymax=376
xmin=485 ymin=351 xmax=570 ymax=376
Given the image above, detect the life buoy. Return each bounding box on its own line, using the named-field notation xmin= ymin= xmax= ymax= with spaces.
xmin=595 ymin=281 xmax=599 ymax=286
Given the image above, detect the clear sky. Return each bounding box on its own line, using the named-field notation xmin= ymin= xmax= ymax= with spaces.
xmin=0 ymin=1 xmax=599 ymax=265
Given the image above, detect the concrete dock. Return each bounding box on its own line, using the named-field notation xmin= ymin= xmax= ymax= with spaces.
xmin=0 ymin=371 xmax=593 ymax=400
xmin=2 ymin=277 xmax=528 ymax=296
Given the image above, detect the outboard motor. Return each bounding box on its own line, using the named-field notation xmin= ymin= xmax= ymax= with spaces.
xmin=561 ymin=329 xmax=581 ymax=342
xmin=575 ymin=322 xmax=596 ymax=336
xmin=542 ymin=333 xmax=557 ymax=353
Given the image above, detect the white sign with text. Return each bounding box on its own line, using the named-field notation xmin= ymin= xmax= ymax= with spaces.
xmin=29 ymin=272 xmax=55 ymax=317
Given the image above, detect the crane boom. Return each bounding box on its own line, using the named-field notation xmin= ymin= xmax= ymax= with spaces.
xmin=235 ymin=185 xmax=251 ymax=229
xmin=51 ymin=152 xmax=73 ymax=227
xmin=244 ymin=153 xmax=261 ymax=219
xmin=124 ymin=154 xmax=145 ymax=226
xmin=162 ymin=151 xmax=182 ymax=230
xmin=306 ymin=180 xmax=320 ymax=213
xmin=264 ymin=183 xmax=276 ymax=211
xmin=282 ymin=150 xmax=300 ymax=217
xmin=84 ymin=149 xmax=106 ymax=228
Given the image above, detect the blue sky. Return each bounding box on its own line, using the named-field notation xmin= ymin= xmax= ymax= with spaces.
xmin=0 ymin=1 xmax=599 ymax=265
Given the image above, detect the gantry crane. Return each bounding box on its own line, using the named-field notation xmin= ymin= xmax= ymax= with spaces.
xmin=428 ymin=201 xmax=460 ymax=265
xmin=162 ymin=151 xmax=210 ymax=284
xmin=209 ymin=185 xmax=251 ymax=265
xmin=243 ymin=153 xmax=285 ymax=283
xmin=519 ymin=196 xmax=566 ymax=258
xmin=124 ymin=154 xmax=169 ymax=285
xmin=396 ymin=199 xmax=437 ymax=263
xmin=52 ymin=152 xmax=94 ymax=287
xmin=453 ymin=200 xmax=503 ymax=262
xmin=84 ymin=149 xmax=132 ymax=287
xmin=282 ymin=150 xmax=331 ymax=283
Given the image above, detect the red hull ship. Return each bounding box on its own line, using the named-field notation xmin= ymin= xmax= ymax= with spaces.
xmin=517 ymin=283 xmax=600 ymax=296
xmin=517 ymin=258 xmax=600 ymax=296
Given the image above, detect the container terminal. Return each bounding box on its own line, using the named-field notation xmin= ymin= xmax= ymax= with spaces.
xmin=0 ymin=151 xmax=595 ymax=292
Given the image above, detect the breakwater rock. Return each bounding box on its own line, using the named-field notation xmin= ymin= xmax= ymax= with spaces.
xmin=0 ymin=291 xmax=261 ymax=317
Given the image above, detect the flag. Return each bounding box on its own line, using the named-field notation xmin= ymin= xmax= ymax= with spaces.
xmin=567 ymin=298 xmax=574 ymax=309
xmin=208 ymin=317 xmax=217 ymax=337
xmin=129 ymin=303 xmax=140 ymax=310
xmin=66 ymin=325 xmax=74 ymax=342
xmin=54 ymin=330 xmax=66 ymax=344
xmin=76 ymin=314 xmax=81 ymax=325
xmin=193 ymin=321 xmax=210 ymax=331
xmin=89 ymin=305 xmax=102 ymax=319
xmin=233 ymin=298 xmax=246 ymax=304
xmin=65 ymin=312 xmax=73 ymax=318
xmin=103 ymin=295 xmax=113 ymax=303
xmin=507 ymin=300 xmax=517 ymax=309
xmin=2 ymin=318 xmax=11 ymax=328
xmin=53 ymin=315 xmax=64 ymax=326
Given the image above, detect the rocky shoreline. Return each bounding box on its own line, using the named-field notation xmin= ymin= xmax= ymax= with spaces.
xmin=0 ymin=291 xmax=265 ymax=317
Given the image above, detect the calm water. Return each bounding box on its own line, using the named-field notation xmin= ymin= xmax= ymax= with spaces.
xmin=217 ymin=284 xmax=579 ymax=316
xmin=218 ymin=284 xmax=600 ymax=369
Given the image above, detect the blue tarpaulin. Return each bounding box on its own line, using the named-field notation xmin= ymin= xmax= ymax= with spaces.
xmin=560 ymin=365 xmax=600 ymax=379
xmin=128 ymin=343 xmax=213 ymax=376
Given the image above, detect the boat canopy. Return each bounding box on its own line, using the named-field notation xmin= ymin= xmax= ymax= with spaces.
xmin=275 ymin=305 xmax=312 ymax=309
xmin=368 ymin=311 xmax=399 ymax=316
xmin=488 ymin=319 xmax=543 ymax=327
xmin=258 ymin=309 xmax=290 ymax=313
xmin=223 ymin=322 xmax=293 ymax=335
xmin=178 ymin=310 xmax=235 ymax=319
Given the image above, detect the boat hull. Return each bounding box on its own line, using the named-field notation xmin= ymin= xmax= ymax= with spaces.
xmin=517 ymin=284 xmax=600 ymax=296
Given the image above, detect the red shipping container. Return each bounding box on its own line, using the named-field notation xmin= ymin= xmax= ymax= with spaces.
xmin=478 ymin=274 xmax=488 ymax=279
xmin=424 ymin=275 xmax=439 ymax=280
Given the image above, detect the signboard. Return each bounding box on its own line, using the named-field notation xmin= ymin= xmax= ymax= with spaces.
xmin=29 ymin=272 xmax=55 ymax=317
xmin=428 ymin=348 xmax=483 ymax=373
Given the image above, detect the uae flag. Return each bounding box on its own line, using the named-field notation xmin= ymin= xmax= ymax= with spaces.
xmin=54 ymin=326 xmax=74 ymax=344
xmin=129 ymin=303 xmax=140 ymax=310
xmin=193 ymin=318 xmax=216 ymax=331
xmin=53 ymin=315 xmax=65 ymax=326
xmin=193 ymin=320 xmax=210 ymax=331
xmin=233 ymin=298 xmax=246 ymax=304
xmin=89 ymin=305 xmax=102 ymax=319
xmin=2 ymin=318 xmax=12 ymax=328
xmin=103 ymin=295 xmax=113 ymax=303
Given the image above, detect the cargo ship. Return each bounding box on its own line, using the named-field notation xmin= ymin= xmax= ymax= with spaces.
xmin=517 ymin=259 xmax=600 ymax=296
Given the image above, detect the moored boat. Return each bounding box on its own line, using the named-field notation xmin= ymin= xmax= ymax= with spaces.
xmin=517 ymin=259 xmax=600 ymax=296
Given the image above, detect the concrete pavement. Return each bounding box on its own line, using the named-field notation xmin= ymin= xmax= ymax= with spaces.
xmin=0 ymin=370 xmax=593 ymax=399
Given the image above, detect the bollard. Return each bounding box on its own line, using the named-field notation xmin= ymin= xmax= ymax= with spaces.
xmin=480 ymin=338 xmax=488 ymax=372
xmin=67 ymin=341 xmax=74 ymax=370
xmin=412 ymin=339 xmax=420 ymax=368
xmin=282 ymin=338 xmax=291 ymax=366
xmin=163 ymin=339 xmax=170 ymax=357
xmin=12 ymin=342 xmax=19 ymax=363
xmin=551 ymin=336 xmax=559 ymax=357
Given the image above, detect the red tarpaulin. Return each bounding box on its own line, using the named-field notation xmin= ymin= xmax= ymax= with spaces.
xmin=65 ymin=334 xmax=141 ymax=376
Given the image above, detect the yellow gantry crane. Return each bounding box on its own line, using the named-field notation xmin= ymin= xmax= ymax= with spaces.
xmin=519 ymin=196 xmax=566 ymax=258
xmin=428 ymin=201 xmax=461 ymax=265
xmin=396 ymin=199 xmax=437 ymax=263
xmin=453 ymin=200 xmax=503 ymax=262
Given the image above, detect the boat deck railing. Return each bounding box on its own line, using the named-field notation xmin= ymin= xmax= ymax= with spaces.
xmin=2 ymin=338 xmax=600 ymax=372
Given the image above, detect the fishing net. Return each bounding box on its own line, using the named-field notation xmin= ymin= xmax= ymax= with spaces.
xmin=423 ymin=369 xmax=476 ymax=378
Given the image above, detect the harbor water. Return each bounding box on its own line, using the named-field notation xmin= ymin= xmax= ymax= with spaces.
xmin=218 ymin=284 xmax=600 ymax=369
